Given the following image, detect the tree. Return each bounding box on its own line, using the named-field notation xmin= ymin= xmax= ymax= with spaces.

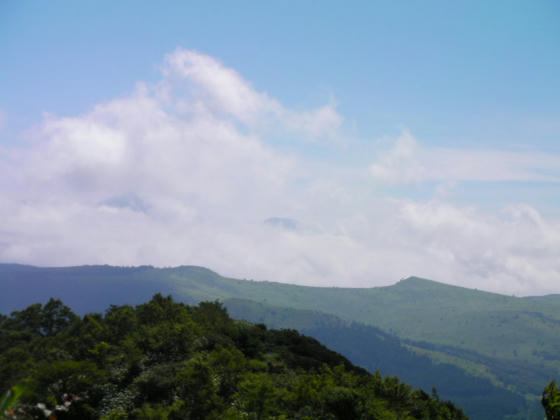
xmin=8 ymin=298 xmax=77 ymax=337
xmin=543 ymin=380 xmax=560 ymax=420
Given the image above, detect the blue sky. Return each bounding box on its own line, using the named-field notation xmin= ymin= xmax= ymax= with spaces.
xmin=0 ymin=1 xmax=559 ymax=294
xmin=2 ymin=1 xmax=559 ymax=146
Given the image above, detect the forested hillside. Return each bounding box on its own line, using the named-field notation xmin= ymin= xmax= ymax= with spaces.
xmin=1 ymin=264 xmax=558 ymax=419
xmin=224 ymin=298 xmax=528 ymax=420
xmin=0 ymin=295 xmax=467 ymax=419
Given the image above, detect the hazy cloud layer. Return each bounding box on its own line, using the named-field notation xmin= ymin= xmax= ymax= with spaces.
xmin=369 ymin=131 xmax=560 ymax=184
xmin=2 ymin=49 xmax=560 ymax=296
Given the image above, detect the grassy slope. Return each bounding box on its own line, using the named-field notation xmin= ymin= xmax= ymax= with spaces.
xmin=223 ymin=298 xmax=532 ymax=420
xmin=180 ymin=275 xmax=560 ymax=361
xmin=166 ymin=270 xmax=560 ymax=376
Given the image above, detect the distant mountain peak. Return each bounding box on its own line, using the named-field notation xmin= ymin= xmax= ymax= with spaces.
xmin=395 ymin=276 xmax=442 ymax=286
xmin=263 ymin=217 xmax=300 ymax=231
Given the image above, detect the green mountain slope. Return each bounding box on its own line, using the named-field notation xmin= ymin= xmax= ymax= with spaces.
xmin=223 ymin=298 xmax=529 ymax=420
xmin=0 ymin=295 xmax=467 ymax=419
xmin=4 ymin=264 xmax=557 ymax=374
xmin=1 ymin=264 xmax=558 ymax=419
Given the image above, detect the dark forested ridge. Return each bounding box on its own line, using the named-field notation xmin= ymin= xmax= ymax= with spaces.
xmin=0 ymin=295 xmax=467 ymax=419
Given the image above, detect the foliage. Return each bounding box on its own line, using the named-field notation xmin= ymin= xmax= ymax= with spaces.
xmin=543 ymin=380 xmax=560 ymax=420
xmin=0 ymin=295 xmax=467 ymax=419
xmin=225 ymin=298 xmax=538 ymax=420
xmin=1 ymin=383 xmax=25 ymax=419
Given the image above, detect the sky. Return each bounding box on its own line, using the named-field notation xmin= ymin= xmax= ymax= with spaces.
xmin=1 ymin=1 xmax=559 ymax=295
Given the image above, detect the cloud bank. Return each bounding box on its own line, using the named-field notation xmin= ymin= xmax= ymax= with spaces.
xmin=369 ymin=131 xmax=560 ymax=185
xmin=2 ymin=48 xmax=560 ymax=296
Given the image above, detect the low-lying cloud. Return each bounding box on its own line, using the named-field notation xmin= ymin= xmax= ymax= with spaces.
xmin=1 ymin=48 xmax=559 ymax=296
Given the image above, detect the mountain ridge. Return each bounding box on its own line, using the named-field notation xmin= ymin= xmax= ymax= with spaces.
xmin=1 ymin=262 xmax=558 ymax=419
xmin=3 ymin=263 xmax=558 ymax=298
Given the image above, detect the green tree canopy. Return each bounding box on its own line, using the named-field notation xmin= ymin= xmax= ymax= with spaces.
xmin=0 ymin=295 xmax=468 ymax=419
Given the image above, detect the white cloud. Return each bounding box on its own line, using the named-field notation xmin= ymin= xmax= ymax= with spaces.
xmin=368 ymin=131 xmax=428 ymax=184
xmin=395 ymin=201 xmax=560 ymax=295
xmin=369 ymin=131 xmax=560 ymax=185
xmin=1 ymin=48 xmax=560 ymax=296
xmin=161 ymin=48 xmax=281 ymax=125
xmin=159 ymin=48 xmax=342 ymax=140
xmin=286 ymin=104 xmax=343 ymax=140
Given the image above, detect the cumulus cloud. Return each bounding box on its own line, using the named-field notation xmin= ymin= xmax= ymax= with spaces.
xmin=369 ymin=131 xmax=560 ymax=185
xmin=161 ymin=48 xmax=281 ymax=125
xmin=396 ymin=201 xmax=560 ymax=295
xmin=159 ymin=48 xmax=342 ymax=140
xmin=1 ymin=48 xmax=560 ymax=296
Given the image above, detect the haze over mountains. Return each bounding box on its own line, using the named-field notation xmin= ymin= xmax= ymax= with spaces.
xmin=2 ymin=263 xmax=558 ymax=419
xmin=2 ymin=26 xmax=560 ymax=299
